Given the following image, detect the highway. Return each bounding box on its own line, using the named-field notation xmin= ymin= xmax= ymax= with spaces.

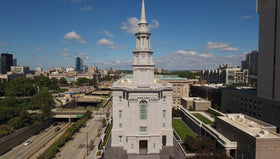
xmin=0 ymin=122 xmax=67 ymax=159
xmin=56 ymin=114 xmax=104 ymax=159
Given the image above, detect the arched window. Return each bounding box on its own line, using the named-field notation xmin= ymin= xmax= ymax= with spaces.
xmin=139 ymin=100 xmax=147 ymax=120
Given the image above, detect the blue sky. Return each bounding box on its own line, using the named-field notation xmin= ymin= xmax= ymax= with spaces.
xmin=0 ymin=0 xmax=259 ymax=70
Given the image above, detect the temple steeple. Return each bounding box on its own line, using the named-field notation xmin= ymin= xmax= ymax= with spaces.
xmin=132 ymin=0 xmax=154 ymax=86
xmin=139 ymin=0 xmax=147 ymax=24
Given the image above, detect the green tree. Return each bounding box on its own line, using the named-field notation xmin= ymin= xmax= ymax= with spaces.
xmin=31 ymin=88 xmax=53 ymax=115
xmin=8 ymin=117 xmax=25 ymax=129
xmin=0 ymin=107 xmax=20 ymax=124
xmin=5 ymin=78 xmax=36 ymax=97
xmin=0 ymin=96 xmax=19 ymax=107
xmin=75 ymin=78 xmax=97 ymax=87
xmin=0 ymin=82 xmax=5 ymax=96
xmin=59 ymin=77 xmax=68 ymax=85
xmin=34 ymin=75 xmax=50 ymax=88
xmin=49 ymin=78 xmax=60 ymax=91
xmin=0 ymin=97 xmax=21 ymax=124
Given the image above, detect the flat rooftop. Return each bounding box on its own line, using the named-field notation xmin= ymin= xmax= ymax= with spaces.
xmin=182 ymin=97 xmax=210 ymax=103
xmin=231 ymin=89 xmax=257 ymax=96
xmin=218 ymin=114 xmax=280 ymax=138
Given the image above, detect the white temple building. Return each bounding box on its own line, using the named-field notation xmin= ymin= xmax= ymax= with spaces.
xmin=111 ymin=0 xmax=173 ymax=154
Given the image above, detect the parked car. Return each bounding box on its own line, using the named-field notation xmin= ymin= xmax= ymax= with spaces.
xmin=55 ymin=127 xmax=60 ymax=132
xmin=24 ymin=140 xmax=32 ymax=146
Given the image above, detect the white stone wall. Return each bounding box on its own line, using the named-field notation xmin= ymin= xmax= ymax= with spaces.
xmin=111 ymin=89 xmax=173 ymax=154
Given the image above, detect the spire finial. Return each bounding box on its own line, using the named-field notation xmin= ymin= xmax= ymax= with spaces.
xmin=139 ymin=0 xmax=147 ymax=24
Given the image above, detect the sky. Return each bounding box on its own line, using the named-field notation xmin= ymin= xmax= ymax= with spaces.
xmin=0 ymin=0 xmax=259 ymax=70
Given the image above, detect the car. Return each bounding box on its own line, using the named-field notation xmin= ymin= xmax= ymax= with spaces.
xmin=24 ymin=140 xmax=32 ymax=146
xmin=55 ymin=127 xmax=60 ymax=132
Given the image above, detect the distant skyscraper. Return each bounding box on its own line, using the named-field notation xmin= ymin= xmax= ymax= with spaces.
xmin=13 ymin=58 xmax=17 ymax=66
xmin=75 ymin=57 xmax=83 ymax=71
xmin=257 ymin=0 xmax=280 ymax=101
xmin=241 ymin=51 xmax=258 ymax=86
xmin=1 ymin=53 xmax=13 ymax=74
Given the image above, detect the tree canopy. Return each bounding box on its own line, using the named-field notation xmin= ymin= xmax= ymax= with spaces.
xmin=31 ymin=88 xmax=53 ymax=115
xmin=5 ymin=78 xmax=36 ymax=97
xmin=156 ymin=71 xmax=201 ymax=79
xmin=75 ymin=78 xmax=97 ymax=88
xmin=59 ymin=77 xmax=68 ymax=85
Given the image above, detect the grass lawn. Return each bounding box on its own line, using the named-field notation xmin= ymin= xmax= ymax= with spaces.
xmin=207 ymin=109 xmax=222 ymax=117
xmin=192 ymin=113 xmax=214 ymax=125
xmin=172 ymin=119 xmax=196 ymax=140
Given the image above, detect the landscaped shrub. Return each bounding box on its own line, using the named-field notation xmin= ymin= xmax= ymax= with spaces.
xmin=45 ymin=145 xmax=59 ymax=159
xmin=54 ymin=134 xmax=69 ymax=147
xmin=0 ymin=124 xmax=13 ymax=137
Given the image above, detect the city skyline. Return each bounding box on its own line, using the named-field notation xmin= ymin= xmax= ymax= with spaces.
xmin=0 ymin=0 xmax=258 ymax=70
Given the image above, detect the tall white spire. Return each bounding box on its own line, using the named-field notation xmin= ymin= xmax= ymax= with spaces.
xmin=139 ymin=0 xmax=147 ymax=24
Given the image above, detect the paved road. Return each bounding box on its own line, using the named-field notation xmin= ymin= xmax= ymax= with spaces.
xmin=56 ymin=114 xmax=103 ymax=159
xmin=0 ymin=122 xmax=67 ymax=159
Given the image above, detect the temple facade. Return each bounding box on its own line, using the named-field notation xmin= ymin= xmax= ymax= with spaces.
xmin=111 ymin=0 xmax=173 ymax=154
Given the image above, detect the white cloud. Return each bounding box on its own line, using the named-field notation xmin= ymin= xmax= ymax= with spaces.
xmin=35 ymin=47 xmax=41 ymax=51
xmin=206 ymin=41 xmax=239 ymax=52
xmin=76 ymin=52 xmax=90 ymax=60
xmin=58 ymin=51 xmax=70 ymax=60
xmin=97 ymin=59 xmax=133 ymax=70
xmin=109 ymin=46 xmax=122 ymax=50
xmin=98 ymin=30 xmax=114 ymax=38
xmin=121 ymin=17 xmax=139 ymax=34
xmin=97 ymin=38 xmax=114 ymax=46
xmin=96 ymin=49 xmax=244 ymax=70
xmin=64 ymin=48 xmax=69 ymax=52
xmin=241 ymin=15 xmax=253 ymax=19
xmin=104 ymin=30 xmax=114 ymax=38
xmin=148 ymin=20 xmax=160 ymax=31
xmin=63 ymin=31 xmax=86 ymax=44
xmin=154 ymin=50 xmax=242 ymax=70
xmin=121 ymin=17 xmax=159 ymax=34
xmin=80 ymin=5 xmax=93 ymax=12
xmin=0 ymin=42 xmax=8 ymax=46
xmin=121 ymin=44 xmax=127 ymax=48
xmin=175 ymin=50 xmax=198 ymax=56
xmin=221 ymin=47 xmax=238 ymax=52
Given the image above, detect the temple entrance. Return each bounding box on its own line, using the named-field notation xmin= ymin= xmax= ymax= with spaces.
xmin=162 ymin=135 xmax=166 ymax=146
xmin=139 ymin=140 xmax=148 ymax=154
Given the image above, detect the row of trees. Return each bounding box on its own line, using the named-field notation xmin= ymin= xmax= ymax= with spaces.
xmin=0 ymin=76 xmax=60 ymax=97
xmin=101 ymin=75 xmax=120 ymax=81
xmin=0 ymin=88 xmax=53 ymax=129
xmin=157 ymin=71 xmax=201 ymax=79
xmin=0 ymin=76 xmax=100 ymax=98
